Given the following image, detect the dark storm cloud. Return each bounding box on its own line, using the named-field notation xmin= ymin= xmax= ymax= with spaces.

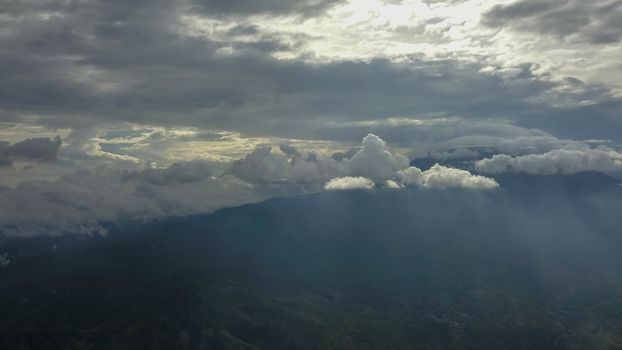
xmin=520 ymin=99 xmax=622 ymax=142
xmin=122 ymin=161 xmax=213 ymax=185
xmin=0 ymin=136 xmax=62 ymax=166
xmin=483 ymin=0 xmax=622 ymax=44
xmin=0 ymin=156 xmax=12 ymax=168
xmin=190 ymin=0 xmax=345 ymax=16
xmin=0 ymin=0 xmax=621 ymax=144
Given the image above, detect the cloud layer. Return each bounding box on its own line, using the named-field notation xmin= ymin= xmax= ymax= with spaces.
xmin=1 ymin=1 xmax=621 ymax=236
xmin=0 ymin=134 xmax=499 ymax=236
xmin=1 ymin=0 xmax=621 ymax=144
xmin=0 ymin=164 xmax=260 ymax=236
xmin=475 ymin=147 xmax=622 ymax=175
xmin=483 ymin=0 xmax=622 ymax=44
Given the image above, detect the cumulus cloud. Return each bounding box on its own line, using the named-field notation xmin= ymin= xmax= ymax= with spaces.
xmin=226 ymin=134 xmax=409 ymax=185
xmin=405 ymin=123 xmax=619 ymax=177
xmin=384 ymin=180 xmax=403 ymax=190
xmin=227 ymin=145 xmax=344 ymax=184
xmin=332 ymin=148 xmax=359 ymax=162
xmin=398 ymin=164 xmax=499 ymax=189
xmin=344 ymin=134 xmax=410 ymax=182
xmin=475 ymin=147 xmax=622 ymax=175
xmin=227 ymin=146 xmax=291 ymax=183
xmin=324 ymin=177 xmax=375 ymax=191
xmin=397 ymin=167 xmax=425 ymax=186
xmin=421 ymin=164 xmax=499 ymax=188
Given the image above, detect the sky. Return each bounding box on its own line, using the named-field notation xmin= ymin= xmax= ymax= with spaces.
xmin=1 ymin=0 xmax=622 ymax=235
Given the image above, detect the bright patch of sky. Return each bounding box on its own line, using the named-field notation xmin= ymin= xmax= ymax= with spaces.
xmin=181 ymin=0 xmax=622 ymax=94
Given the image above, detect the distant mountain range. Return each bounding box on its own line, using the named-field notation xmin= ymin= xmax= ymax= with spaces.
xmin=495 ymin=170 xmax=621 ymax=190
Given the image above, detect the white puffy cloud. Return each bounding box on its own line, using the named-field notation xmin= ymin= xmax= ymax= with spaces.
xmin=397 ymin=166 xmax=425 ymax=186
xmin=399 ymin=164 xmax=499 ymax=189
xmin=227 ymin=145 xmax=345 ymax=184
xmin=218 ymin=133 xmax=503 ymax=191
xmin=475 ymin=147 xmax=622 ymax=175
xmin=345 ymin=134 xmax=410 ymax=182
xmin=324 ymin=176 xmax=375 ymax=191
xmin=384 ymin=180 xmax=403 ymax=189
xmin=225 ymin=146 xmax=291 ymax=183
xmin=326 ymin=162 xmax=498 ymax=190
xmin=226 ymin=134 xmax=408 ymax=185
xmin=421 ymin=164 xmax=499 ymax=189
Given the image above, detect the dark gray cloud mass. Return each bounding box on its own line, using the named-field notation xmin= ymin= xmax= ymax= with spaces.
xmin=122 ymin=161 xmax=213 ymax=185
xmin=0 ymin=0 xmax=621 ymax=144
xmin=483 ymin=0 xmax=622 ymax=44
xmin=0 ymin=136 xmax=62 ymax=166
xmin=190 ymin=0 xmax=345 ymax=16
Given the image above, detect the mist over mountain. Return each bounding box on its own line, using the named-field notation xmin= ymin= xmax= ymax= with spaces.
xmin=2 ymin=172 xmax=622 ymax=349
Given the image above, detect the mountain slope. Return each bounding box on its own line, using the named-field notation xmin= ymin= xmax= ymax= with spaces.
xmin=2 ymin=183 xmax=622 ymax=349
